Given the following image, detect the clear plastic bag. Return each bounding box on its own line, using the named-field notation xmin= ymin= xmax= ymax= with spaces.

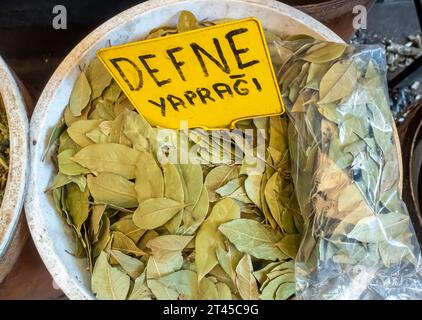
xmin=270 ymin=37 xmax=422 ymax=300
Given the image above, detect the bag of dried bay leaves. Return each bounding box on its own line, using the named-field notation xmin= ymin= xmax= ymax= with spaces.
xmin=272 ymin=37 xmax=422 ymax=299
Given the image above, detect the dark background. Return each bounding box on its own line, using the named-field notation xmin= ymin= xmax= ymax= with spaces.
xmin=0 ymin=0 xmax=147 ymax=98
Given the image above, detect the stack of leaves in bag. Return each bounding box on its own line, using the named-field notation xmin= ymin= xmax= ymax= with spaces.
xmin=269 ymin=35 xmax=421 ymax=299
xmin=45 ymin=11 xmax=303 ymax=300
xmin=0 ymin=95 xmax=9 ymax=204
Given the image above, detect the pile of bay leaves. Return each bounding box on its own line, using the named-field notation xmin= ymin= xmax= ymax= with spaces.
xmin=45 ymin=11 xmax=301 ymax=300
xmin=44 ymin=11 xmax=422 ymax=300
xmin=270 ymin=36 xmax=422 ymax=299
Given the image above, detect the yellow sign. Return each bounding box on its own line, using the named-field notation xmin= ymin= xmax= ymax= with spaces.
xmin=97 ymin=18 xmax=284 ymax=129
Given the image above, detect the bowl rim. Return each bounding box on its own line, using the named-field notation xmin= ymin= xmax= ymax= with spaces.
xmin=0 ymin=56 xmax=29 ymax=260
xmin=26 ymin=0 xmax=344 ymax=300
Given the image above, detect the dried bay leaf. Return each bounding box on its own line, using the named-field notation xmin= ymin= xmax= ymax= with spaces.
xmin=340 ymin=116 xmax=368 ymax=142
xmin=306 ymin=62 xmax=330 ymax=90
xmin=364 ymin=60 xmax=392 ymax=120
xmin=196 ymin=198 xmax=240 ymax=280
xmin=162 ymin=163 xmax=185 ymax=233
xmin=269 ymin=117 xmax=288 ymax=162
xmin=275 ymin=282 xmax=295 ymax=300
xmin=122 ymin=110 xmax=152 ymax=152
xmin=219 ymin=219 xmax=284 ymax=261
xmin=260 ymin=273 xmax=294 ymax=300
xmin=264 ymin=172 xmax=283 ymax=228
xmin=87 ymin=172 xmax=138 ymax=208
xmin=64 ymin=104 xmax=90 ymax=127
xmin=110 ymin=250 xmax=144 ymax=279
xmin=279 ymin=61 xmax=305 ymax=90
xmin=82 ymin=225 xmax=93 ymax=269
xmin=58 ymin=149 xmax=90 ymax=176
xmin=379 ymin=235 xmax=416 ymax=267
xmin=204 ymin=165 xmax=239 ymax=202
xmin=216 ymin=178 xmax=244 ymax=197
xmin=380 ymin=191 xmax=403 ymax=214
xmin=337 ymin=184 xmax=364 ymax=213
xmin=199 ymin=277 xmax=219 ymax=300
xmin=347 ymin=212 xmax=410 ymax=243
xmin=92 ymin=215 xmax=110 ymax=258
xmin=134 ymin=151 xmax=164 ymax=202
xmin=216 ymin=242 xmax=242 ymax=282
xmin=133 ymin=198 xmax=186 ymax=230
xmin=275 ymin=234 xmax=301 ymax=259
xmin=114 ymin=97 xmax=134 ymax=115
xmin=244 ymin=174 xmax=262 ymax=210
xmin=178 ymin=164 xmax=203 ymax=208
xmin=146 ymin=235 xmax=193 ymax=252
xmin=235 ymin=254 xmax=259 ymax=300
xmin=86 ymin=127 xmax=109 ymax=144
xmin=128 ymin=272 xmax=153 ymax=300
xmin=319 ymin=60 xmax=358 ymax=104
xmin=73 ymin=230 xmax=87 ymax=258
xmin=318 ymin=103 xmax=342 ymax=123
xmin=303 ymin=42 xmax=347 ymax=63
xmin=148 ymin=270 xmax=199 ymax=300
xmin=328 ymin=137 xmax=354 ymax=169
xmin=291 ymin=93 xmax=307 ymax=113
xmin=267 ymin=35 xmax=294 ymax=65
xmin=72 ymin=143 xmax=140 ymax=179
xmin=92 ymin=251 xmax=130 ymax=300
xmin=162 ymin=163 xmax=184 ymax=202
xmin=180 ymin=186 xmax=209 ymax=235
xmin=209 ymin=265 xmax=237 ymax=293
xmin=253 ymin=261 xmax=285 ymax=285
xmin=111 ymin=231 xmax=145 ymax=257
xmin=259 ymin=173 xmax=277 ymax=229
xmin=138 ymin=230 xmax=159 ymax=250
xmin=69 ymin=71 xmax=91 ymax=117
xmin=177 ymin=10 xmax=198 ymax=32
xmin=86 ymin=58 xmax=112 ymax=100
xmin=290 ymin=63 xmax=310 ymax=102
xmin=90 ymin=99 xmax=115 ymax=121
xmin=67 ymin=119 xmax=102 ymax=147
xmin=66 ymin=183 xmax=90 ymax=232
xmin=43 ymin=121 xmax=66 ymax=160
xmin=49 ymin=172 xmax=86 ymax=192
xmin=216 ymin=282 xmax=232 ymax=300
xmin=110 ymin=219 xmax=145 ymax=243
xmin=90 ymin=204 xmax=106 ymax=240
xmin=108 ymin=113 xmax=132 ymax=146
xmin=231 ymin=188 xmax=254 ymax=206
xmin=147 ymin=252 xmax=184 ymax=280
xmin=281 ymin=200 xmax=299 ymax=235
xmin=103 ymin=81 xmax=122 ymax=102
xmin=59 ymin=131 xmax=80 ymax=153
xmin=380 ymin=160 xmax=399 ymax=194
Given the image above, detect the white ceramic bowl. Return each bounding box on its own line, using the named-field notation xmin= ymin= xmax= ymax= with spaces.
xmin=26 ymin=0 xmax=342 ymax=299
xmin=0 ymin=56 xmax=30 ymax=282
